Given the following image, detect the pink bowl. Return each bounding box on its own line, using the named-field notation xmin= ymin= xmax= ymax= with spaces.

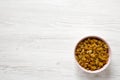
xmin=74 ymin=36 xmax=111 ymax=73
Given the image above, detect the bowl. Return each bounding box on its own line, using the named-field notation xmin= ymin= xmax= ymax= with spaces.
xmin=74 ymin=36 xmax=111 ymax=73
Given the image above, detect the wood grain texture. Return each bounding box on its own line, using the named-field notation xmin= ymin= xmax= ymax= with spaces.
xmin=0 ymin=0 xmax=120 ymax=80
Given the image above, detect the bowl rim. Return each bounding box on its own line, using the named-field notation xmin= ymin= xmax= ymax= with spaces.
xmin=74 ymin=36 xmax=111 ymax=73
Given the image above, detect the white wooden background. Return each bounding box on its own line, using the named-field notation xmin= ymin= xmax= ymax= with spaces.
xmin=0 ymin=0 xmax=120 ymax=80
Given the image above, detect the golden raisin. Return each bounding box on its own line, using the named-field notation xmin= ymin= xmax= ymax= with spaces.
xmin=75 ymin=37 xmax=109 ymax=71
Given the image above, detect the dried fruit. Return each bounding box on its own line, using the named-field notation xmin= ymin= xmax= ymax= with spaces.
xmin=75 ymin=37 xmax=109 ymax=71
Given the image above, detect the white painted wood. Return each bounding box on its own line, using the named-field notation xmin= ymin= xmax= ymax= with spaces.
xmin=0 ymin=0 xmax=120 ymax=80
